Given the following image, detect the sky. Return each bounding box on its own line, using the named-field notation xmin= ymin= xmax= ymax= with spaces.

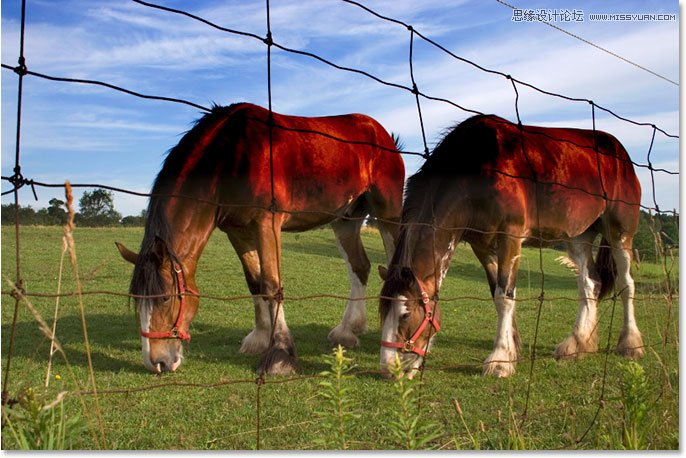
xmin=1 ymin=0 xmax=680 ymax=217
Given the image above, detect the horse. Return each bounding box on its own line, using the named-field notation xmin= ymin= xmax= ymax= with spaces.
xmin=115 ymin=102 xmax=405 ymax=375
xmin=378 ymin=114 xmax=644 ymax=378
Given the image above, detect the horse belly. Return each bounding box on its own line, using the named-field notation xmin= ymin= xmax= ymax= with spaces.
xmin=533 ymin=188 xmax=605 ymax=240
xmin=280 ymin=186 xmax=364 ymax=232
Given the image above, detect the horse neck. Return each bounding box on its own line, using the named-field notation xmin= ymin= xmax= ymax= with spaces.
xmin=397 ymin=172 xmax=466 ymax=295
xmin=146 ymin=194 xmax=217 ymax=282
xmin=394 ymin=219 xmax=458 ymax=299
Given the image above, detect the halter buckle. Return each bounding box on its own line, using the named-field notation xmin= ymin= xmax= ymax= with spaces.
xmin=170 ymin=327 xmax=180 ymax=339
xmin=402 ymin=340 xmax=415 ymax=353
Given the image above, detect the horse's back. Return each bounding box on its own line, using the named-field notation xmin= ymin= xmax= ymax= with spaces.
xmin=485 ymin=116 xmax=639 ymax=236
xmin=423 ymin=115 xmax=640 ymax=239
xmin=212 ymin=103 xmax=404 ymax=228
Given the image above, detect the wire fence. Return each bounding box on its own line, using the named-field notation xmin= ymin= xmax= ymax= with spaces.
xmin=1 ymin=0 xmax=679 ymax=450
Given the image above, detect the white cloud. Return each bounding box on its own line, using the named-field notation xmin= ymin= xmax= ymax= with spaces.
xmin=1 ymin=0 xmax=678 ymax=217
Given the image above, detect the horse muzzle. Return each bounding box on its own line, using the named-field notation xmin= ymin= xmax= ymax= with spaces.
xmin=142 ymin=337 xmax=184 ymax=373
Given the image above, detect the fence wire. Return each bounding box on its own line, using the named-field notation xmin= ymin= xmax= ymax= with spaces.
xmin=0 ymin=0 xmax=679 ymax=450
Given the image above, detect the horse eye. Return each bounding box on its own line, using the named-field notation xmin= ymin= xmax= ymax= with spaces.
xmin=161 ymin=296 xmax=171 ymax=303
xmin=400 ymin=311 xmax=411 ymax=321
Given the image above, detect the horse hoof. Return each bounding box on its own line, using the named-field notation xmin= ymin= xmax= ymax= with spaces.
xmin=258 ymin=347 xmax=298 ymax=376
xmin=482 ymin=361 xmax=515 ymax=378
xmin=617 ymin=330 xmax=644 ymax=360
xmin=239 ymin=330 xmax=271 ymax=355
xmin=554 ymin=333 xmax=597 ymax=360
xmin=483 ymin=349 xmax=517 ymax=377
xmin=327 ymin=326 xmax=360 ymax=348
xmin=349 ymin=322 xmax=368 ymax=336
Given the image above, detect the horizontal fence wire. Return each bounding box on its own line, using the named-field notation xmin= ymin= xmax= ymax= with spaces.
xmin=1 ymin=0 xmax=679 ymax=451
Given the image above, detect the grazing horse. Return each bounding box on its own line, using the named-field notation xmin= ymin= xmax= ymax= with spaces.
xmin=378 ymin=114 xmax=643 ymax=378
xmin=116 ymin=102 xmax=404 ymax=374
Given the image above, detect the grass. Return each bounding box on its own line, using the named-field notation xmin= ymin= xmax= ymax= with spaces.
xmin=1 ymin=225 xmax=679 ymax=449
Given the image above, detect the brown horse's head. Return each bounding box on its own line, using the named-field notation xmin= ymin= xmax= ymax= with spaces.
xmin=116 ymin=237 xmax=198 ymax=373
xmin=378 ymin=265 xmax=441 ymax=379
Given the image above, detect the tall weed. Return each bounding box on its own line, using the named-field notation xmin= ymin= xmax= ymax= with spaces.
xmin=2 ymin=387 xmax=85 ymax=450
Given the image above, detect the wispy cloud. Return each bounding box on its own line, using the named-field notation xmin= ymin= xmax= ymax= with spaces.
xmin=1 ymin=0 xmax=678 ymax=216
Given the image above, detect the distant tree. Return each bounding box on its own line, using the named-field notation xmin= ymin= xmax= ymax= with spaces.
xmin=632 ymin=210 xmax=679 ymax=261
xmin=47 ymin=198 xmax=68 ymax=225
xmin=1 ymin=203 xmax=39 ymax=225
xmin=76 ymin=189 xmax=121 ymax=227
xmin=121 ymin=209 xmax=148 ymax=227
xmin=1 ymin=203 xmax=18 ymax=224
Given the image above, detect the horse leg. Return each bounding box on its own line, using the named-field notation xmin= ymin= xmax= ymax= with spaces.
xmin=376 ymin=219 xmax=399 ymax=265
xmin=365 ymin=187 xmax=401 ymax=264
xmin=226 ymin=230 xmax=272 ymax=355
xmin=611 ymin=234 xmax=644 ymax=359
xmin=471 ymin=243 xmax=498 ymax=298
xmin=329 ymin=218 xmax=371 ymax=348
xmin=483 ymin=232 xmax=523 ymax=377
xmin=555 ymin=231 xmax=600 ymax=360
xmin=255 ymin=216 xmax=298 ymax=375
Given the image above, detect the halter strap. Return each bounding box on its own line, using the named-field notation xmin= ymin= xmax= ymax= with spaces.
xmin=140 ymin=261 xmax=197 ymax=342
xmin=380 ymin=274 xmax=440 ymax=357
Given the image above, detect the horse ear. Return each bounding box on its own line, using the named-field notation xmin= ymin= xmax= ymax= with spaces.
xmin=115 ymin=242 xmax=138 ymax=264
xmin=378 ymin=265 xmax=388 ymax=281
xmin=151 ymin=236 xmax=168 ymax=265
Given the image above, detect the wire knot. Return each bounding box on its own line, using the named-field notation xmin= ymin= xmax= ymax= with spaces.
xmin=271 ymin=287 xmax=284 ymax=303
xmin=411 ymin=83 xmax=419 ymax=95
xmin=263 ymin=31 xmax=273 ymax=47
xmin=5 ymin=170 xmax=38 ymax=200
xmin=10 ymin=279 xmax=26 ymax=301
xmin=422 ymin=147 xmax=430 ymax=159
xmin=13 ymin=57 xmax=28 ymax=76
xmin=8 ymin=168 xmax=24 ymax=188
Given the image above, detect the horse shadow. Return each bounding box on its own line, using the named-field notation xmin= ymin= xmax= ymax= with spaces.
xmin=1 ymin=312 xmax=383 ymax=377
xmin=1 ymin=313 xmax=143 ymax=374
xmin=2 ymin=309 xmax=549 ymax=379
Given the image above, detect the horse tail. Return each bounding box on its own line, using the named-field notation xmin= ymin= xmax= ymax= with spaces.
xmin=595 ymin=236 xmax=616 ymax=300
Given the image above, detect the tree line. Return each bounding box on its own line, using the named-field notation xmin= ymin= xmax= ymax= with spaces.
xmin=1 ymin=189 xmax=146 ymax=227
xmin=0 ymin=188 xmax=678 ymax=260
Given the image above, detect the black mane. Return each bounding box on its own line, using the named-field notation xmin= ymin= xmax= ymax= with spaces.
xmin=129 ymin=104 xmax=238 ymax=298
xmin=390 ymin=114 xmax=503 ymax=270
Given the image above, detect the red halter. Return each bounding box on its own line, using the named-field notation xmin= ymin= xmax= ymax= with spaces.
xmin=380 ymin=275 xmax=440 ymax=357
xmin=140 ymin=261 xmax=197 ymax=342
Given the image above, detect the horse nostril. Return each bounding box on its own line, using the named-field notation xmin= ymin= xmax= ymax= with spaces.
xmin=153 ymin=358 xmax=172 ymax=373
xmin=152 ymin=356 xmax=180 ymax=373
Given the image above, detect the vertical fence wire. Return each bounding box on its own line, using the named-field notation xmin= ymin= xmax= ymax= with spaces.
xmin=508 ymin=77 xmax=548 ymax=419
xmin=590 ymin=102 xmax=609 ymax=202
xmin=576 ymin=290 xmax=620 ymax=444
xmin=646 ymin=126 xmax=660 ymax=213
xmin=408 ymin=27 xmax=430 ymax=158
xmin=2 ymin=0 xmax=28 ymax=410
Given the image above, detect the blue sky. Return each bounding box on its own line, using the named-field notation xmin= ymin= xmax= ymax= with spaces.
xmin=1 ymin=0 xmax=679 ymax=216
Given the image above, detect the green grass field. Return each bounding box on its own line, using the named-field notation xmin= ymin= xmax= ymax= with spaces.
xmin=1 ymin=225 xmax=679 ymax=449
